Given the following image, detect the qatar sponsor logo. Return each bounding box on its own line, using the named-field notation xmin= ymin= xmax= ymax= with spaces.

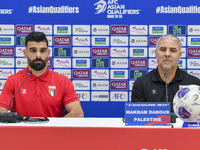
xmin=92 ymin=47 xmax=109 ymax=57
xmin=130 ymin=25 xmax=147 ymax=35
xmin=73 ymin=69 xmax=90 ymax=79
xmin=110 ymin=81 xmax=128 ymax=90
xmin=111 ymin=25 xmax=128 ymax=35
xmin=16 ymin=25 xmax=33 ymax=34
xmin=111 ymin=47 xmax=128 ymax=57
xmin=73 ymin=36 xmax=90 ymax=46
xmin=0 ymin=47 xmax=14 ymax=56
xmin=187 ymin=48 xmax=200 ymax=57
xmin=91 ymin=69 xmax=109 ymax=79
xmin=54 ymin=36 xmax=71 ymax=46
xmin=149 ymin=36 xmax=160 ymax=46
xmin=35 ymin=25 xmax=52 ymax=35
xmin=0 ymin=69 xmax=14 ymax=78
xmin=54 ymin=58 xmax=71 ymax=68
xmin=130 ymin=59 xmax=147 ymax=68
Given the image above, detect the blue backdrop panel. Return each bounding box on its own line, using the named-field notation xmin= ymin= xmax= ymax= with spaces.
xmin=0 ymin=0 xmax=200 ymax=117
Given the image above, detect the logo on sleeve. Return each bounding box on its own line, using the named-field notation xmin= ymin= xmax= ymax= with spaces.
xmin=49 ymin=86 xmax=56 ymax=96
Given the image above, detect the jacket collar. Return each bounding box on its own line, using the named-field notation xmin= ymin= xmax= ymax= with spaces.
xmin=152 ymin=67 xmax=183 ymax=83
xmin=25 ymin=66 xmax=49 ymax=82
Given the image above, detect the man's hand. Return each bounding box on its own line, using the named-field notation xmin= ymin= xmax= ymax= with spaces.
xmin=0 ymin=107 xmax=8 ymax=113
xmin=64 ymin=101 xmax=84 ymax=117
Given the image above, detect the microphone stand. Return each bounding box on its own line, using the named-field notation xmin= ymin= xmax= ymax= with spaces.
xmin=164 ymin=73 xmax=176 ymax=123
xmin=0 ymin=71 xmax=32 ymax=123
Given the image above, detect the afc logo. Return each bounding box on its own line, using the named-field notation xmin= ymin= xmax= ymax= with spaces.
xmin=112 ymin=93 xmax=126 ymax=99
xmin=77 ymin=93 xmax=89 ymax=100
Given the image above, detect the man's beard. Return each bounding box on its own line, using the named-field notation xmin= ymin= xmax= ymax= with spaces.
xmin=27 ymin=57 xmax=47 ymax=71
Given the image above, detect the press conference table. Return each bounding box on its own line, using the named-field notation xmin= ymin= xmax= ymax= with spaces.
xmin=0 ymin=118 xmax=199 ymax=150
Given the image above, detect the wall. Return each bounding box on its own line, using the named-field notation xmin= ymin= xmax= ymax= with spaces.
xmin=0 ymin=0 xmax=200 ymax=117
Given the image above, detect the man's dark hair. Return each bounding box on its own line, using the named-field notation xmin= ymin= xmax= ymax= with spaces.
xmin=25 ymin=32 xmax=48 ymax=47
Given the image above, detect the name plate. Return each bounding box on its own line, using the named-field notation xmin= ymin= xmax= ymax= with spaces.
xmin=182 ymin=122 xmax=200 ymax=128
xmin=125 ymin=102 xmax=170 ymax=126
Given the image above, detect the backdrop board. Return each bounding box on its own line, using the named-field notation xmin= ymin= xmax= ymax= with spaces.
xmin=0 ymin=0 xmax=200 ymax=117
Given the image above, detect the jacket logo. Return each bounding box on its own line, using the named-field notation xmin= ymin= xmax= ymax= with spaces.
xmin=48 ymin=86 xmax=56 ymax=96
xmin=151 ymin=89 xmax=157 ymax=94
xmin=21 ymin=89 xmax=27 ymax=94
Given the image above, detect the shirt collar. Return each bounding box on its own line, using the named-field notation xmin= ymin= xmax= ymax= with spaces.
xmin=152 ymin=67 xmax=183 ymax=83
xmin=25 ymin=66 xmax=49 ymax=82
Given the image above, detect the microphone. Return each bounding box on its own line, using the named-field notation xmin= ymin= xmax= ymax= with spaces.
xmin=0 ymin=70 xmax=32 ymax=123
xmin=164 ymin=73 xmax=176 ymax=123
xmin=164 ymin=73 xmax=168 ymax=103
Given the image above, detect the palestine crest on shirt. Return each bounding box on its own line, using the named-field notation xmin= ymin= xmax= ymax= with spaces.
xmin=48 ymin=86 xmax=56 ymax=96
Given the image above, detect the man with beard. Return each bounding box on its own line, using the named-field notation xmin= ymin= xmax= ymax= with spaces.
xmin=0 ymin=32 xmax=84 ymax=118
xmin=131 ymin=34 xmax=200 ymax=113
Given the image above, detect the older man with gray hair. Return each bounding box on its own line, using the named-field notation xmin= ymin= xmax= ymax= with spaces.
xmin=131 ymin=34 xmax=200 ymax=113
